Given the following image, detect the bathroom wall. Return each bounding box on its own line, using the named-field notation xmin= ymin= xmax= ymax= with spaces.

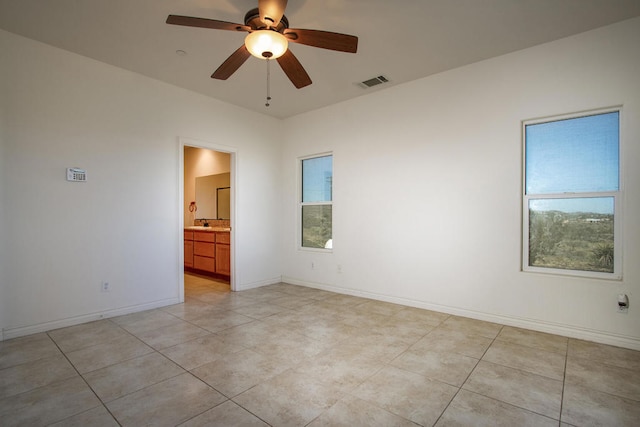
xmin=184 ymin=147 xmax=230 ymax=225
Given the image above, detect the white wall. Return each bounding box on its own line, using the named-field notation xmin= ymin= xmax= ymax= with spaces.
xmin=281 ymin=18 xmax=640 ymax=349
xmin=0 ymin=29 xmax=283 ymax=339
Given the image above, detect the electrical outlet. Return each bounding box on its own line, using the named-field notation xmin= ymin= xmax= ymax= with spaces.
xmin=101 ymin=281 xmax=110 ymax=292
xmin=311 ymin=261 xmax=315 ymax=270
xmin=337 ymin=264 xmax=343 ymax=273
xmin=617 ymin=294 xmax=629 ymax=313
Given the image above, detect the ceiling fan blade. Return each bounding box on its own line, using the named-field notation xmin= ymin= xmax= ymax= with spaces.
xmin=166 ymin=15 xmax=249 ymax=32
xmin=211 ymin=45 xmax=252 ymax=80
xmin=284 ymin=29 xmax=358 ymax=53
xmin=259 ymin=0 xmax=288 ymax=28
xmin=276 ymin=49 xmax=312 ymax=89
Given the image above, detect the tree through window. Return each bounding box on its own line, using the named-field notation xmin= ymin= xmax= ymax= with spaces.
xmin=523 ymin=110 xmax=620 ymax=278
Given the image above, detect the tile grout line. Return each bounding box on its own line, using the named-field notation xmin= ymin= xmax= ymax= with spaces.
xmin=558 ymin=339 xmax=570 ymax=426
xmin=431 ymin=323 xmax=504 ymax=426
xmin=45 ymin=330 xmax=123 ymax=427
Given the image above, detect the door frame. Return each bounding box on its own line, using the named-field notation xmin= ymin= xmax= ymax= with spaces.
xmin=178 ymin=137 xmax=238 ymax=301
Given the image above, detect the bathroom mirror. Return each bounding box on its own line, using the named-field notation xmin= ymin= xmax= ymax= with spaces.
xmin=217 ymin=187 xmax=231 ymax=220
xmin=195 ymin=172 xmax=230 ymax=219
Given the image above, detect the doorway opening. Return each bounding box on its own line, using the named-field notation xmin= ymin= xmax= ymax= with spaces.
xmin=180 ymin=139 xmax=236 ymax=301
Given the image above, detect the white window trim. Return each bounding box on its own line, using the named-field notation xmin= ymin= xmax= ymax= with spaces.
xmin=521 ymin=107 xmax=623 ymax=280
xmin=298 ymin=152 xmax=333 ymax=252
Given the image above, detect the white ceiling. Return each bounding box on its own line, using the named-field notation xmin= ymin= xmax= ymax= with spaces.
xmin=2 ymin=0 xmax=639 ymax=119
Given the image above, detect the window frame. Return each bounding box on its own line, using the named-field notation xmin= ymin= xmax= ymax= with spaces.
xmin=299 ymin=152 xmax=333 ymax=252
xmin=522 ymin=107 xmax=622 ymax=280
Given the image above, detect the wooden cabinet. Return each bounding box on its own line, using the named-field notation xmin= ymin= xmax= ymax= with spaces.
xmin=184 ymin=229 xmax=230 ymax=279
xmin=193 ymin=231 xmax=216 ymax=273
xmin=215 ymin=232 xmax=231 ymax=276
xmin=184 ymin=231 xmax=194 ymax=267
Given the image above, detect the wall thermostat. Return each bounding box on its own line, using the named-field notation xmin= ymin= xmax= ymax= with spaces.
xmin=67 ymin=167 xmax=87 ymax=182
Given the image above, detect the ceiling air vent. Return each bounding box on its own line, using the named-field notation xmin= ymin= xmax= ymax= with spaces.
xmin=359 ymin=75 xmax=389 ymax=89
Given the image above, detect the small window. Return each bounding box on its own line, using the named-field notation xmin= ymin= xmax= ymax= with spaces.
xmin=523 ymin=109 xmax=620 ymax=278
xmin=301 ymin=154 xmax=332 ymax=249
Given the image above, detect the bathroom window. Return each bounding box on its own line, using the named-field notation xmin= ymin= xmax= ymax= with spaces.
xmin=301 ymin=154 xmax=332 ymax=249
xmin=523 ymin=109 xmax=621 ymax=279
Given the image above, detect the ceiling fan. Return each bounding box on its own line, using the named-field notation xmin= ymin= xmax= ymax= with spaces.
xmin=166 ymin=0 xmax=358 ymax=89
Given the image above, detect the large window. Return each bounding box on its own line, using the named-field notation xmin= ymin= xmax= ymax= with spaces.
xmin=523 ymin=109 xmax=620 ymax=278
xmin=301 ymin=154 xmax=332 ymax=249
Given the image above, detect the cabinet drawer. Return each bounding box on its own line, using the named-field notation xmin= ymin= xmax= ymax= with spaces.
xmin=216 ymin=232 xmax=230 ymax=244
xmin=194 ymin=255 xmax=215 ymax=272
xmin=184 ymin=231 xmax=194 ymax=241
xmin=194 ymin=241 xmax=215 ymax=257
xmin=193 ymin=231 xmax=216 ymax=242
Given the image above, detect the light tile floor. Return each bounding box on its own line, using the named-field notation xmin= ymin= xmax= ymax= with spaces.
xmin=1 ymin=273 xmax=639 ymax=426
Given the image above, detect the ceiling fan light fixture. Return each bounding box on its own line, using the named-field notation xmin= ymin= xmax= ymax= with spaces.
xmin=245 ymin=30 xmax=288 ymax=59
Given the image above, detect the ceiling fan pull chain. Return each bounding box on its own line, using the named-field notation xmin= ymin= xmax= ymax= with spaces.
xmin=265 ymin=58 xmax=272 ymax=107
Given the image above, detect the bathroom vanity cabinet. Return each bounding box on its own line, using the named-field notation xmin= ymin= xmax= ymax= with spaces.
xmin=184 ymin=228 xmax=230 ymax=279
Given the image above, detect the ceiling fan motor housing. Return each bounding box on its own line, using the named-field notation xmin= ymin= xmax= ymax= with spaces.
xmin=244 ymin=8 xmax=288 ymax=32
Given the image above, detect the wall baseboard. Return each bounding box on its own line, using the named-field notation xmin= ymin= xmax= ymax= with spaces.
xmin=236 ymin=276 xmax=283 ymax=291
xmin=281 ymin=276 xmax=640 ymax=351
xmin=1 ymin=298 xmax=181 ymax=341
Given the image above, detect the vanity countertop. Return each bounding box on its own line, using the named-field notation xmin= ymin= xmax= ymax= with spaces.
xmin=185 ymin=226 xmax=231 ymax=232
